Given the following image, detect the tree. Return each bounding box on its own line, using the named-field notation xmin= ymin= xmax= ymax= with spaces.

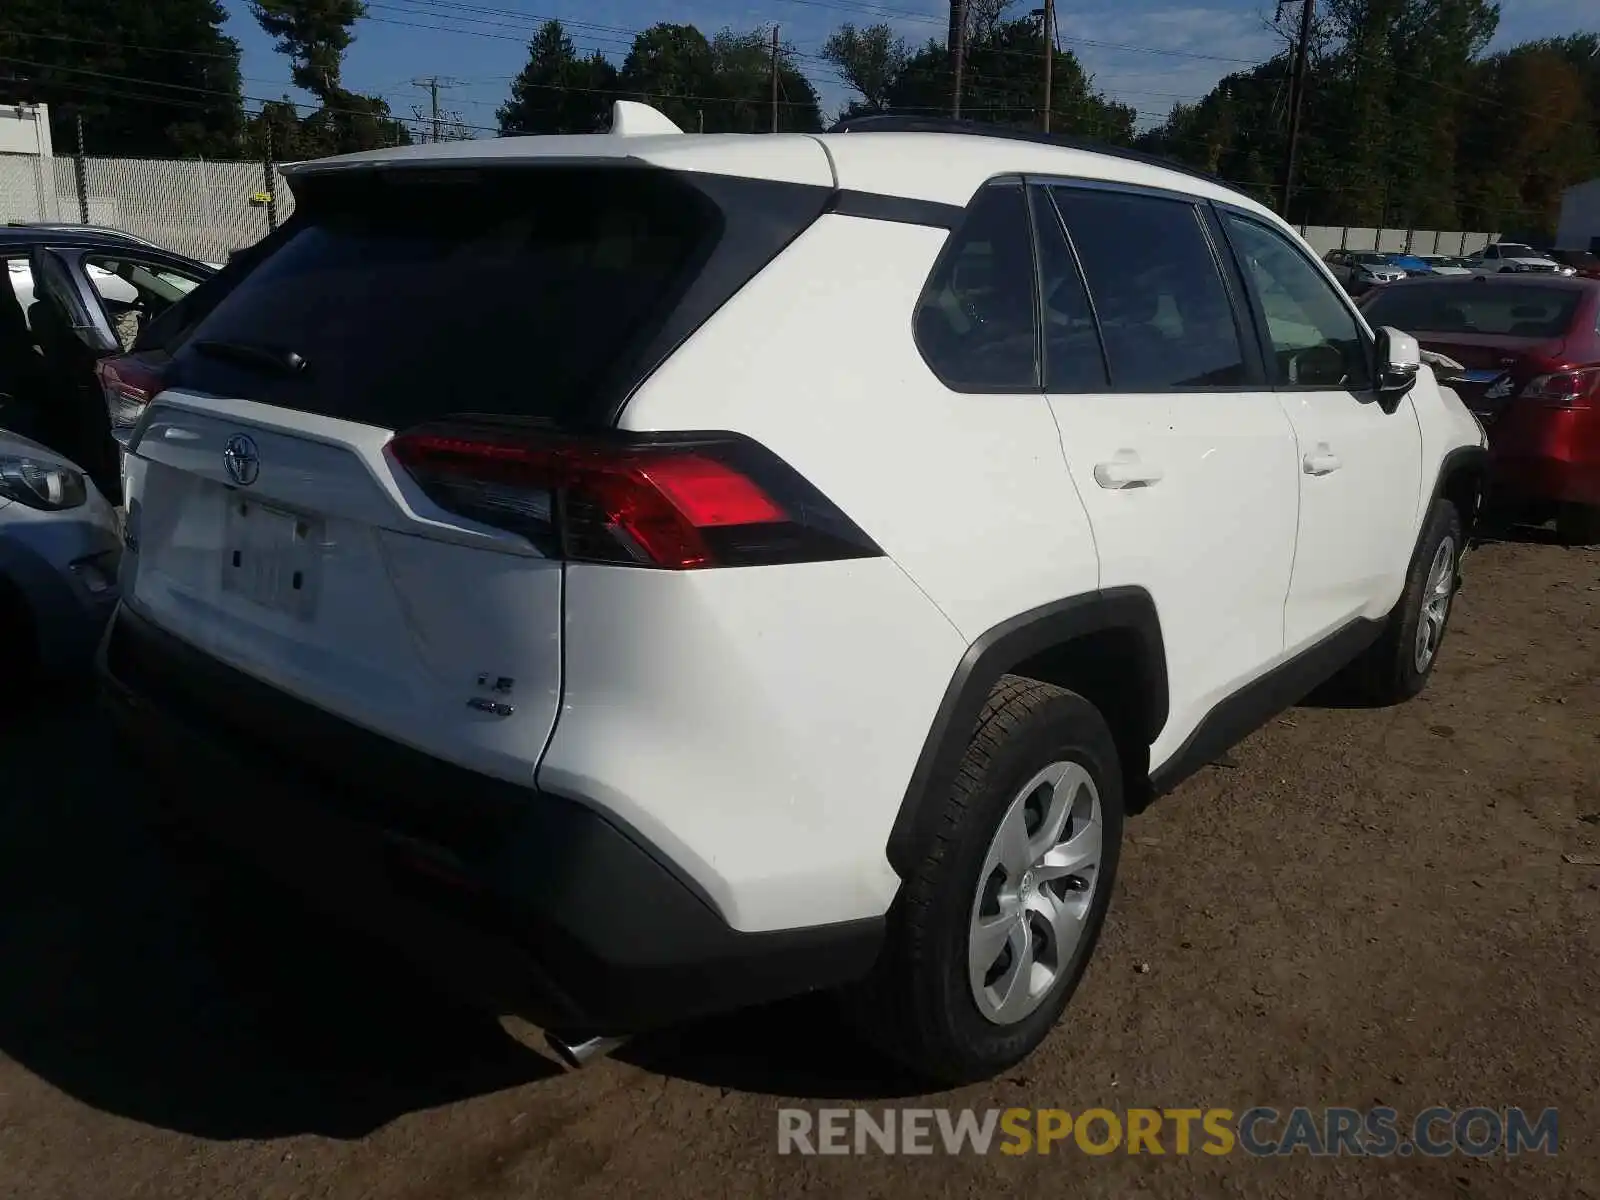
xmin=877 ymin=18 xmax=1135 ymax=142
xmin=705 ymin=29 xmax=824 ymax=133
xmin=0 ymin=0 xmax=244 ymax=157
xmin=497 ymin=20 xmax=618 ymax=135
xmin=823 ymin=22 xmax=910 ymax=117
xmin=249 ymin=0 xmax=407 ymax=153
xmin=615 ymin=23 xmax=823 ymax=134
xmin=1130 ymin=0 xmax=1600 ymax=234
xmin=1457 ymin=41 xmax=1599 ymax=235
xmin=244 ymin=89 xmax=410 ymax=158
xmin=617 ymin=23 xmax=716 ymax=132
xmin=250 ymin=0 xmax=364 ymax=101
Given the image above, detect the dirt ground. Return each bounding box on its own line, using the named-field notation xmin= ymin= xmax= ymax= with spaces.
xmin=1 ymin=522 xmax=1596 ymax=1200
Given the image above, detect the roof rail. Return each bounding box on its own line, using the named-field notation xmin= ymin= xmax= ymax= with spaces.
xmin=826 ymin=113 xmax=1225 ymax=190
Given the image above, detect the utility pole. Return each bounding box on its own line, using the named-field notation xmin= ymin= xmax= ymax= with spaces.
xmin=410 ymin=76 xmax=459 ymax=143
xmin=1278 ymin=0 xmax=1314 ymax=217
xmin=770 ymin=25 xmax=780 ymax=133
xmin=1041 ymin=0 xmax=1055 ymax=132
xmin=948 ymin=0 xmax=967 ymax=117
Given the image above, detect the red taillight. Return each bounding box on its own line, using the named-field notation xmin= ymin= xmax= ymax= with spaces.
xmin=1521 ymin=367 xmax=1600 ymax=409
xmin=389 ymin=422 xmax=880 ymax=570
xmin=95 ymin=356 xmax=165 ymax=439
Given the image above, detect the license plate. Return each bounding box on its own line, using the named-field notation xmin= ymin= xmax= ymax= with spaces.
xmin=221 ymin=497 xmax=320 ymax=620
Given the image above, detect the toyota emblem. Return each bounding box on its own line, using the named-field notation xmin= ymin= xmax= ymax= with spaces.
xmin=222 ymin=433 xmax=260 ymax=486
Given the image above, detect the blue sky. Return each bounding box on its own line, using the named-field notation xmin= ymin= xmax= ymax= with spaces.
xmin=218 ymin=0 xmax=1599 ymax=134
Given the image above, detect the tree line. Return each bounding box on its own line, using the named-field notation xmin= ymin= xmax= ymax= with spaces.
xmin=1136 ymin=2 xmax=1600 ymax=235
xmin=1 ymin=0 xmax=1595 ymax=235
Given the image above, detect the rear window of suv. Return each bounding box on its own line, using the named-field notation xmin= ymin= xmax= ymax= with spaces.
xmin=165 ymin=166 xmax=825 ymax=430
xmin=1362 ymin=284 xmax=1580 ymax=337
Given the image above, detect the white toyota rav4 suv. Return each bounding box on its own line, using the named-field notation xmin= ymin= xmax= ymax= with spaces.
xmin=100 ymin=105 xmax=1488 ymax=1084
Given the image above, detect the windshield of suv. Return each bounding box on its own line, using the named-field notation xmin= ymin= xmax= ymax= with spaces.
xmin=1362 ymin=284 xmax=1579 ymax=337
xmin=1496 ymin=244 xmax=1535 ymax=257
xmin=1354 ymin=252 xmax=1388 ymax=265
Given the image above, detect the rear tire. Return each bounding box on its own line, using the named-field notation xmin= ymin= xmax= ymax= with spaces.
xmin=844 ymin=677 xmax=1123 ymax=1085
xmin=1349 ymin=499 xmax=1462 ymax=705
xmin=1555 ymin=503 xmax=1600 ymax=547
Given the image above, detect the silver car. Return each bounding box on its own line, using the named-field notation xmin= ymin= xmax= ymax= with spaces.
xmin=0 ymin=429 xmax=121 ymax=677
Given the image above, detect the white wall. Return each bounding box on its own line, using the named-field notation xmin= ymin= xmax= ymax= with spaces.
xmin=0 ymin=102 xmax=52 ymax=157
xmin=0 ymin=103 xmax=61 ymax=223
xmin=1555 ymin=179 xmax=1600 ymax=252
xmin=1298 ymin=225 xmax=1499 ymax=257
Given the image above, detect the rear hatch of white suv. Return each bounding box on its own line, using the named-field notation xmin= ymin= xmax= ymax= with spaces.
xmin=116 ymin=148 xmax=844 ymax=790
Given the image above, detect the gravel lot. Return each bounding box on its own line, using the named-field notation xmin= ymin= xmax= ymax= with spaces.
xmin=1 ymin=523 xmax=1596 ymax=1200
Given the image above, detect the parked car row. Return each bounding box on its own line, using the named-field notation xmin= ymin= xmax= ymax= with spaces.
xmin=1323 ymin=242 xmax=1599 ymax=299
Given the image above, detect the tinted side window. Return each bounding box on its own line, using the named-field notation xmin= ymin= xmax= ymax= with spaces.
xmin=915 ymin=182 xmax=1038 ymax=391
xmin=1052 ymin=188 xmax=1247 ymax=390
xmin=1029 ymin=187 xmax=1108 ymax=392
xmin=1222 ymin=214 xmax=1373 ymax=390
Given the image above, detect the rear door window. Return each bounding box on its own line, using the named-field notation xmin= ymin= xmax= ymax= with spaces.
xmin=167 ymin=167 xmax=818 ymax=430
xmin=1028 ymin=186 xmax=1108 ymax=392
xmin=1050 ymin=187 xmax=1248 ymax=391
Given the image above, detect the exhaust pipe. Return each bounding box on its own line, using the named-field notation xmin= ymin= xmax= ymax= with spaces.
xmin=545 ymin=1032 xmax=628 ymax=1069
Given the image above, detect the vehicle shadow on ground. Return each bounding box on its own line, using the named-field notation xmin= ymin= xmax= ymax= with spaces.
xmin=619 ymin=995 xmax=936 ymax=1101
xmin=0 ymin=695 xmax=558 ymax=1142
xmin=1469 ymin=516 xmax=1569 ymax=549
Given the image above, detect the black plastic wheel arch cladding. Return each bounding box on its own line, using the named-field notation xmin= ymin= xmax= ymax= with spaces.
xmin=886 ymin=587 xmax=1167 ymax=877
xmin=1433 ymin=444 xmax=1489 ymax=548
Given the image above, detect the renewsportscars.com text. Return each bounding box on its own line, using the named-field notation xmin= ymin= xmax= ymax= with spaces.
xmin=777 ymin=1106 xmax=1559 ymax=1157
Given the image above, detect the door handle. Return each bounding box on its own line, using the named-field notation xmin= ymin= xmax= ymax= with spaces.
xmin=1303 ymin=450 xmax=1342 ymax=476
xmin=1093 ymin=457 xmax=1164 ymax=489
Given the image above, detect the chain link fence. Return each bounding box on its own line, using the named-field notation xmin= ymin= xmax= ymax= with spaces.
xmin=0 ymin=152 xmax=294 ymax=262
xmin=4 ymin=149 xmax=1509 ymax=266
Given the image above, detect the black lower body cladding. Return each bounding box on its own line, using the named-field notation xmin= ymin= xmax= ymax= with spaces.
xmin=97 ymin=604 xmax=883 ymax=1033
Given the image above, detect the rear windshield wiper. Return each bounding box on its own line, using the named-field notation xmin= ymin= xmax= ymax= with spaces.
xmin=191 ymin=339 xmax=307 ymax=376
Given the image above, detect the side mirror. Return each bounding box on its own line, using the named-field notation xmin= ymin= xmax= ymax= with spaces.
xmin=1374 ymin=326 xmax=1420 ymax=407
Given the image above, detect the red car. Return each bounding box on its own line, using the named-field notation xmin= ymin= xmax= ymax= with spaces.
xmin=1360 ymin=276 xmax=1600 ymax=543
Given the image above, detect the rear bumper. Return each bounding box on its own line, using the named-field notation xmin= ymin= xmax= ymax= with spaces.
xmin=96 ymin=603 xmax=884 ymax=1034
xmin=1490 ymin=452 xmax=1600 ymax=507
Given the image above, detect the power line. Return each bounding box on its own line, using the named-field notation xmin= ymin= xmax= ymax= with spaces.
xmin=0 ymin=53 xmax=501 ymax=133
xmin=409 ymin=74 xmax=460 ymax=142
xmin=5 ymin=2 xmax=1590 ymax=151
